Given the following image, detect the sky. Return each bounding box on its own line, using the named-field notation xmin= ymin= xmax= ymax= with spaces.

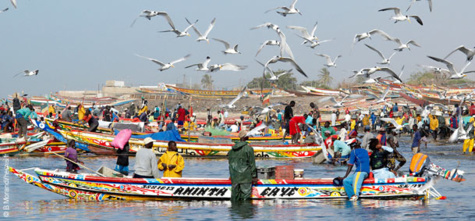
xmin=1 ymin=0 xmax=475 ymax=97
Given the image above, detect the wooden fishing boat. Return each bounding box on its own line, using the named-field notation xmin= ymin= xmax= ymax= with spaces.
xmin=0 ymin=142 xmax=24 ymax=156
xmin=46 ymin=118 xmax=291 ymax=142
xmin=34 ymin=120 xmax=321 ymax=158
xmin=166 ymin=85 xmax=272 ymax=99
xmin=9 ymin=167 xmax=434 ymax=201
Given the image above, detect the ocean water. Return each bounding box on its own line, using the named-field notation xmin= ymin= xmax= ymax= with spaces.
xmin=2 ymin=137 xmax=475 ymax=220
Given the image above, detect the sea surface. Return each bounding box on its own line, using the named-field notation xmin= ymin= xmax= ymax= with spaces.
xmin=2 ymin=136 xmax=475 ymax=220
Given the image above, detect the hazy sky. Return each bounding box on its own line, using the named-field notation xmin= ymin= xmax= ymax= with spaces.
xmin=1 ymin=0 xmax=475 ymax=97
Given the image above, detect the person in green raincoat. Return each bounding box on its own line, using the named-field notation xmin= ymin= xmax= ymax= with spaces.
xmin=228 ymin=130 xmax=257 ymax=201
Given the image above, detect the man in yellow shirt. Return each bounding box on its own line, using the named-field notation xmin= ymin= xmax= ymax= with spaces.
xmin=48 ymin=104 xmax=55 ymax=118
xmin=158 ymin=141 xmax=185 ymax=177
xmin=77 ymin=103 xmax=85 ymax=121
xmin=430 ymin=115 xmax=439 ymax=141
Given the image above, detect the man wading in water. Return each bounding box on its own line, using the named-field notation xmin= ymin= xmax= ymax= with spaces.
xmin=228 ymin=130 xmax=257 ymax=201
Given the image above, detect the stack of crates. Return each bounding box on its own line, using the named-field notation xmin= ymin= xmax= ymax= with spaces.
xmin=275 ymin=165 xmax=295 ymax=179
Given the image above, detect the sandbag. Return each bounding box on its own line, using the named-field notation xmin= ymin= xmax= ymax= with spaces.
xmin=111 ymin=129 xmax=132 ymax=150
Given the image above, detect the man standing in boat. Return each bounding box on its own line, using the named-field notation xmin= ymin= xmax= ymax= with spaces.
xmin=336 ymin=139 xmax=370 ymax=201
xmin=158 ymin=141 xmax=185 ymax=177
xmin=228 ymin=130 xmax=257 ymax=201
xmin=133 ymin=138 xmax=160 ymax=179
xmin=282 ymin=101 xmax=295 ymax=141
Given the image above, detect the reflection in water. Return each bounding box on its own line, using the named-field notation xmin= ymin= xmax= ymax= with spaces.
xmin=229 ymin=201 xmax=256 ymax=220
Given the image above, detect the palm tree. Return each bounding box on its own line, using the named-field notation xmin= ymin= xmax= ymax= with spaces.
xmin=317 ymin=68 xmax=333 ymax=88
xmin=201 ymin=74 xmax=214 ymax=90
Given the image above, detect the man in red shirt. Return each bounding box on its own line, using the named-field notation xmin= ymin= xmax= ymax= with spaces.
xmin=177 ymin=106 xmax=186 ymax=127
xmin=470 ymin=103 xmax=475 ymax=116
xmin=289 ymin=114 xmax=307 ymax=144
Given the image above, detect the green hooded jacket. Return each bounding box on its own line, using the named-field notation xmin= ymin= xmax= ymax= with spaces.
xmin=228 ymin=141 xmax=257 ymax=184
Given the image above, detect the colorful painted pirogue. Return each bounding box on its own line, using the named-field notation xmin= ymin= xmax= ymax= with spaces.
xmin=34 ymin=120 xmax=321 ymax=158
xmin=46 ymin=118 xmax=296 ymax=143
xmin=9 ymin=167 xmax=433 ymax=201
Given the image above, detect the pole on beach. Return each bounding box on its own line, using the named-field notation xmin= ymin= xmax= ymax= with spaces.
xmin=51 ymin=152 xmax=106 ymax=177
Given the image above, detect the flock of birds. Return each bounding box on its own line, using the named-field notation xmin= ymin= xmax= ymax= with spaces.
xmin=5 ymin=0 xmax=475 ymax=111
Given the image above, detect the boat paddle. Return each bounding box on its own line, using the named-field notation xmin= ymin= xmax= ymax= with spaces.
xmin=51 ymin=152 xmax=106 ymax=177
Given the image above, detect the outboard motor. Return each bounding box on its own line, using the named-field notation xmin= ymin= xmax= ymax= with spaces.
xmin=409 ymin=153 xmax=465 ymax=182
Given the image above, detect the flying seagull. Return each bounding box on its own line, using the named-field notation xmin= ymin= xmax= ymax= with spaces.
xmin=14 ymin=70 xmax=39 ymax=77
xmin=418 ymin=64 xmax=449 ymax=74
xmin=159 ymin=18 xmax=198 ymax=37
xmin=212 ymin=38 xmax=240 ymax=54
xmin=189 ymin=18 xmax=216 ymax=43
xmin=306 ymin=39 xmax=334 ymax=49
xmin=287 ymin=22 xmax=318 ymax=44
xmin=427 ymin=56 xmax=475 ymax=79
xmin=375 ymin=86 xmax=391 ymax=103
xmin=444 ymin=45 xmax=475 ymax=62
xmin=219 ymin=86 xmax=247 ymax=109
xmin=209 ymin=63 xmax=247 ymax=72
xmin=389 ymin=38 xmax=421 ymax=51
xmin=353 ymin=29 xmax=392 ymax=43
xmin=136 ymin=54 xmax=190 ymax=71
xmin=365 ymin=44 xmax=397 ymax=65
xmin=407 ymin=0 xmax=433 ymax=12
xmin=264 ymin=56 xmax=307 ymax=78
xmin=10 ymin=0 xmax=16 ymax=8
xmin=378 ymin=7 xmax=423 ymax=25
xmin=185 ymin=56 xmax=211 ymax=71
xmin=266 ymin=0 xmax=302 ymax=17
xmin=255 ymin=40 xmax=280 ymax=57
xmin=315 ymin=53 xmax=342 ymax=68
xmin=251 ymin=23 xmax=294 ymax=59
xmin=0 ymin=8 xmax=8 ymax=13
xmin=131 ymin=10 xmax=165 ymax=27
xmin=256 ymin=60 xmax=292 ymax=82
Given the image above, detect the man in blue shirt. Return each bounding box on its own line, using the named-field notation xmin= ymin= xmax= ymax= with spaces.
xmin=15 ymin=104 xmax=37 ymax=139
xmin=332 ymin=138 xmax=351 ymax=163
xmin=337 ymin=139 xmax=370 ymax=201
xmin=411 ymin=124 xmax=422 ymax=154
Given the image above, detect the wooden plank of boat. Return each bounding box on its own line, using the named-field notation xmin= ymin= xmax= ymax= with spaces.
xmin=9 ymin=167 xmax=430 ymax=201
xmin=58 ymin=129 xmax=321 ymax=158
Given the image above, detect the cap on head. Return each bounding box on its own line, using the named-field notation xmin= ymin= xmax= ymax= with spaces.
xmin=144 ymin=137 xmax=154 ymax=145
xmin=238 ymin=130 xmax=248 ymax=138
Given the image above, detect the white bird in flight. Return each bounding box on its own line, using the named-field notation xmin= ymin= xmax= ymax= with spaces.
xmin=378 ymin=7 xmax=423 ymax=26
xmin=159 ymin=18 xmax=198 ymax=38
xmin=255 ymin=40 xmax=280 ymax=57
xmin=389 ymin=38 xmax=421 ymax=51
xmin=10 ymin=0 xmax=16 ymax=8
xmin=380 ymin=118 xmax=405 ymax=130
xmin=189 ymin=18 xmax=216 ymax=43
xmin=266 ymin=0 xmax=302 ymax=17
xmin=209 ymin=63 xmax=247 ymax=72
xmin=365 ymin=44 xmax=397 ymax=65
xmin=315 ymin=54 xmax=342 ymax=68
xmin=185 ymin=56 xmax=211 ymax=71
xmin=136 ymin=54 xmax=190 ymax=71
xmin=14 ymin=70 xmax=39 ymax=77
xmin=418 ymin=64 xmax=449 ymax=74
xmin=130 ymin=10 xmax=165 ymax=27
xmin=287 ymin=22 xmax=318 ymax=44
xmin=427 ymin=56 xmax=475 ymax=79
xmin=264 ymin=56 xmax=307 ymax=78
xmin=251 ymin=23 xmax=294 ymax=59
xmin=375 ymin=87 xmax=391 ymax=104
xmin=256 ymin=60 xmax=292 ymax=82
xmin=353 ymin=29 xmax=392 ymax=43
xmin=212 ymin=38 xmax=240 ymax=54
xmin=306 ymin=39 xmax=334 ymax=49
xmin=219 ymin=86 xmax=247 ymax=109
xmin=407 ymin=0 xmax=433 ymax=12
xmin=444 ymin=45 xmax=475 ymax=62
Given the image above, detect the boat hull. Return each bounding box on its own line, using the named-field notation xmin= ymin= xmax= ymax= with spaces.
xmin=10 ymin=167 xmax=429 ymax=201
